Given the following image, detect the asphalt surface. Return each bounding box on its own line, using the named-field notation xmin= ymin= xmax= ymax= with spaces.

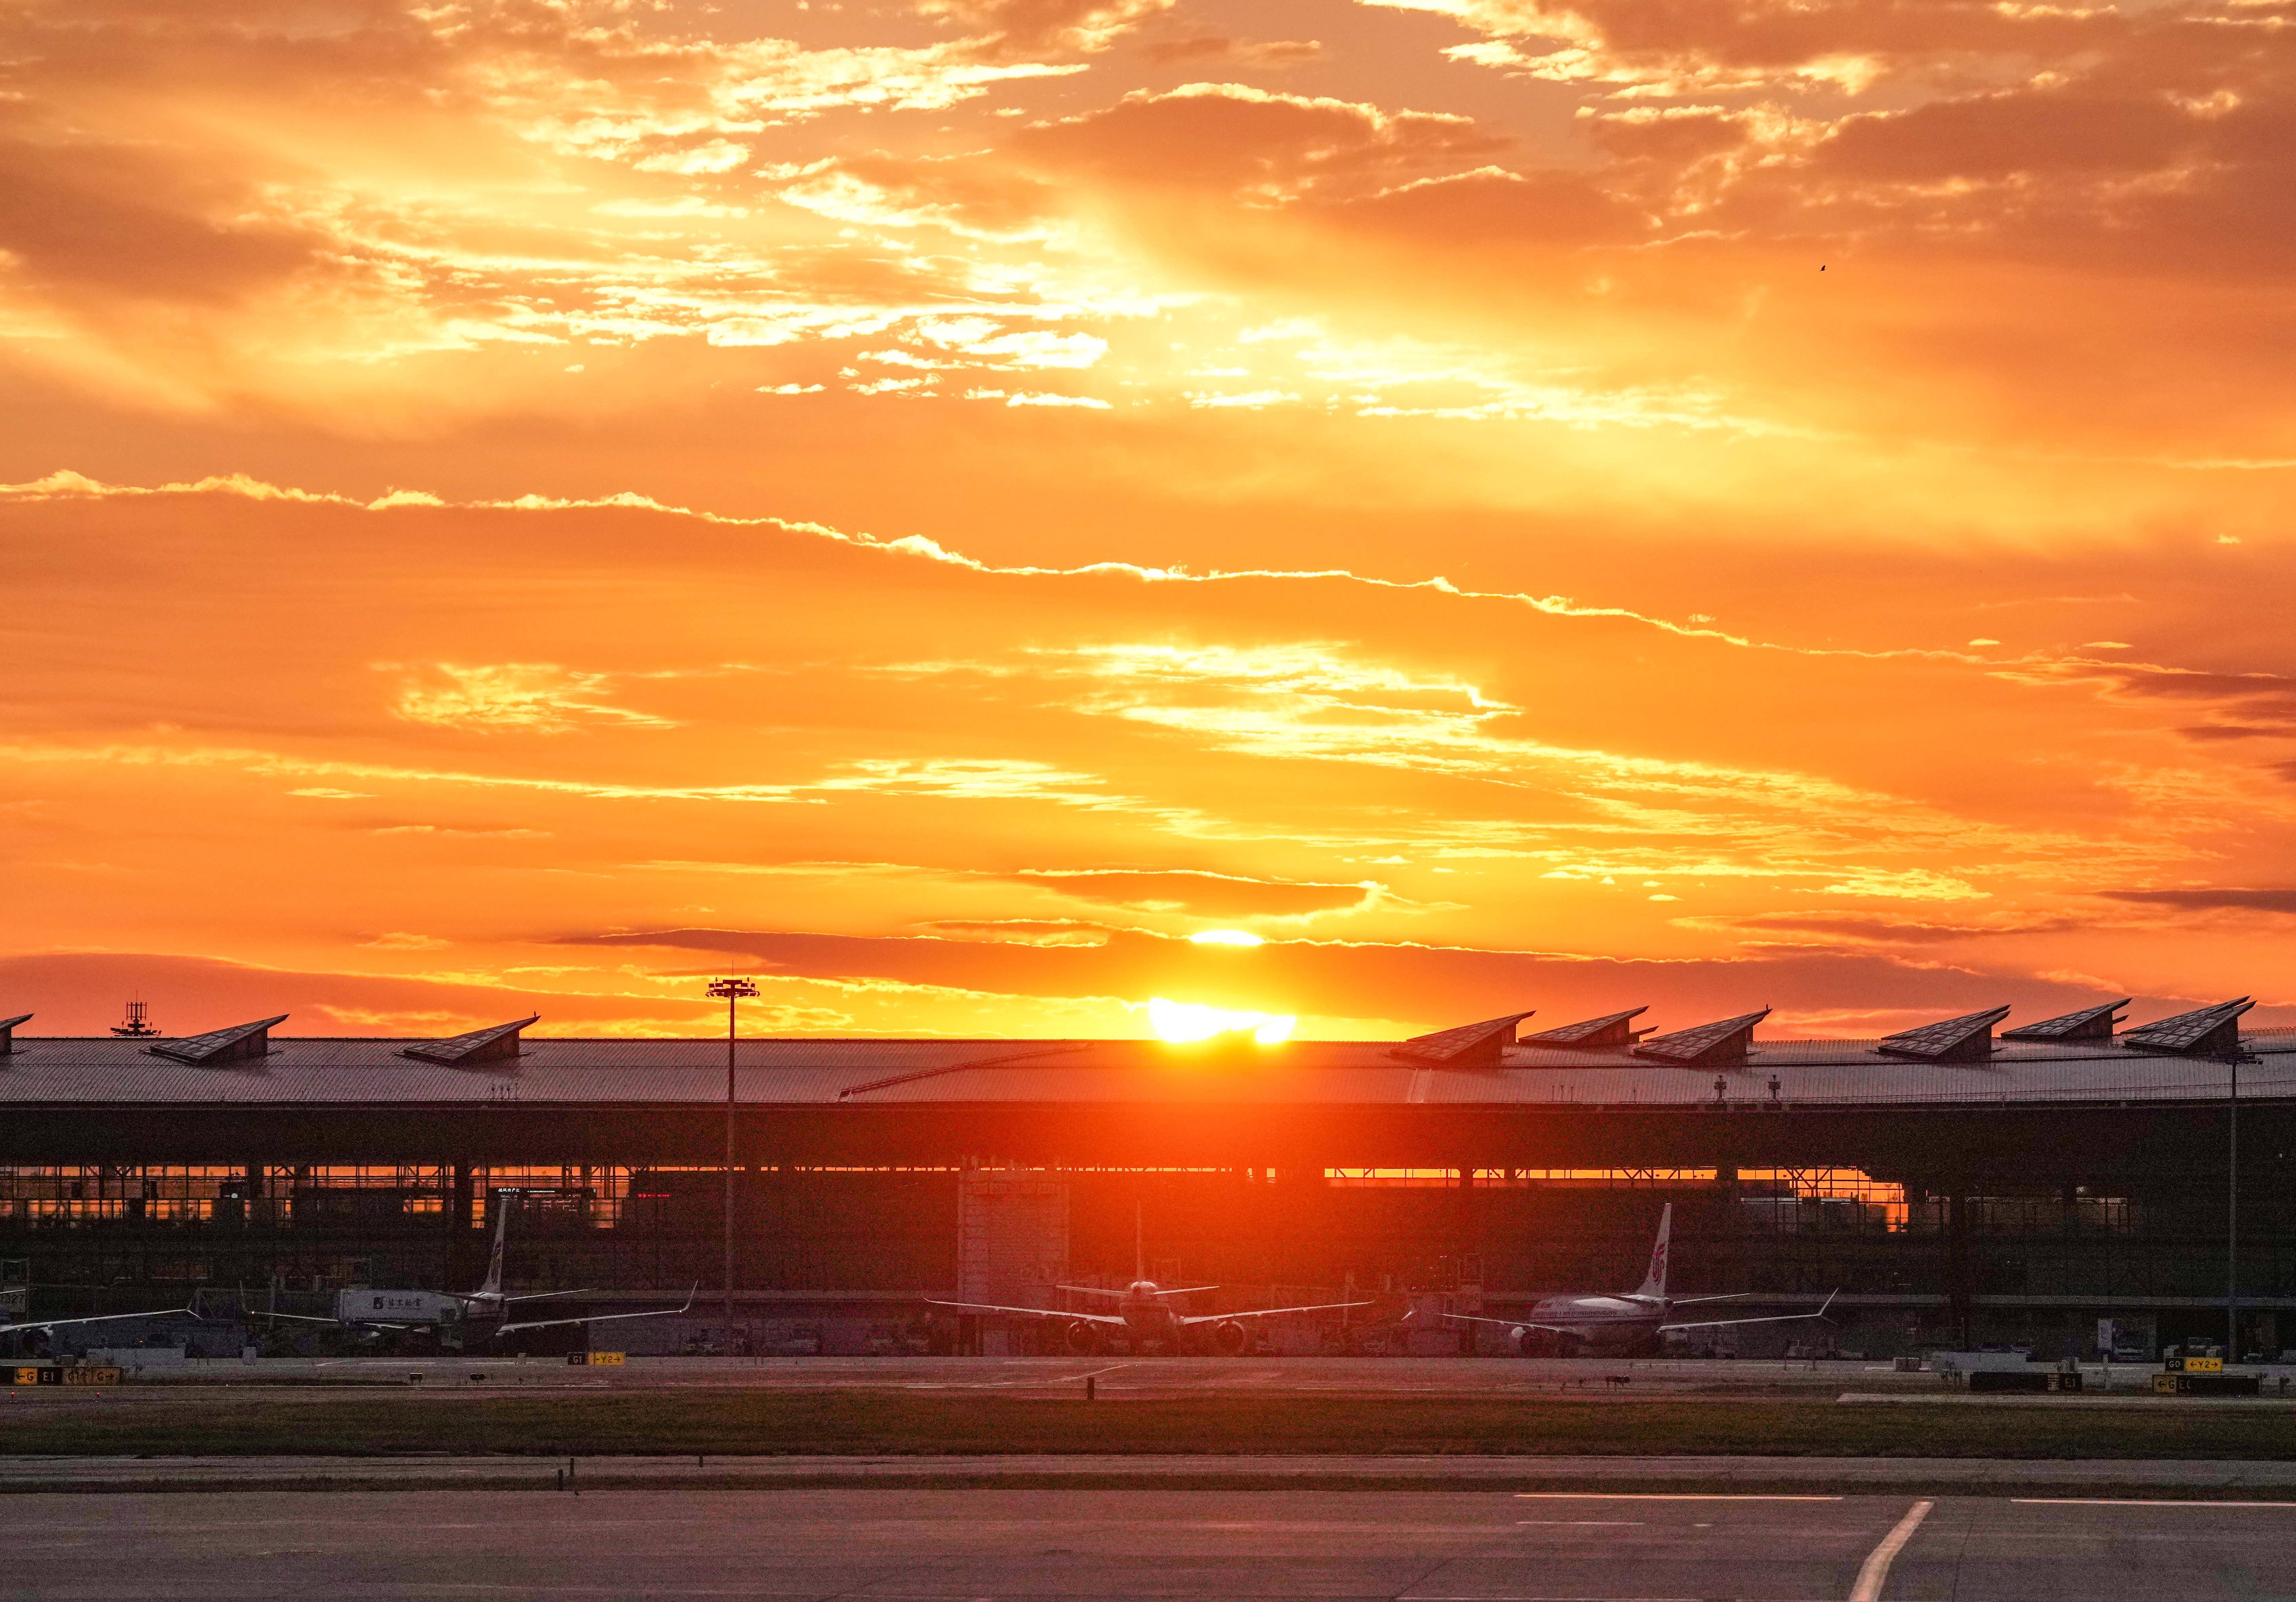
xmin=7 ymin=1486 xmax=2296 ymax=1600
xmin=85 ymin=1354 xmax=2210 ymax=1396
xmin=8 ymin=1453 xmax=2296 ymax=1497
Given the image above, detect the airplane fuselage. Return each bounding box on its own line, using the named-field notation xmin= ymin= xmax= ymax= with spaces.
xmin=1111 ymin=1282 xmax=1186 ymax=1339
xmin=332 ymin=1288 xmax=509 ymax=1327
xmin=1528 ymin=1292 xmax=1662 ymax=1327
xmin=1515 ymin=1292 xmax=1668 ymax=1352
xmin=335 ymin=1288 xmax=463 ymax=1326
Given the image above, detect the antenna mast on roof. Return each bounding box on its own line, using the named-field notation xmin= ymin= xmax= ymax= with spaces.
xmin=110 ymin=999 xmax=158 ymax=1039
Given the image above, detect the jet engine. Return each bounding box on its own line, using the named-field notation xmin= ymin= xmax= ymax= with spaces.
xmin=1209 ymin=1320 xmax=1250 ymax=1355
xmin=1508 ymin=1326 xmax=1533 ymax=1356
xmin=1064 ymin=1320 xmax=1103 ymax=1355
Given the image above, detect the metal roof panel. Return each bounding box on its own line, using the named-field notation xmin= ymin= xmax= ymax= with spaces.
xmin=400 ymin=1016 xmax=539 ymax=1067
xmin=1518 ymin=1008 xmax=1651 ymax=1050
xmin=2121 ymin=998 xmax=2254 ymax=1055
xmin=144 ymin=1015 xmax=288 ymax=1066
xmin=1877 ymin=1006 xmax=2011 ymax=1062
xmin=2000 ymin=998 xmax=2130 ymax=1042
xmin=1389 ymin=1012 xmax=1535 ymax=1066
xmin=1633 ymin=1010 xmax=1770 ymax=1066
xmin=2 ymin=1030 xmax=2294 ymax=1109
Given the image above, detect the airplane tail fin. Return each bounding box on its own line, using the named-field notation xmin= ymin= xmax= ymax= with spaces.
xmin=1134 ymin=1201 xmax=1145 ymax=1282
xmin=1635 ymin=1204 xmax=1671 ymax=1300
xmin=477 ymin=1200 xmax=510 ymax=1300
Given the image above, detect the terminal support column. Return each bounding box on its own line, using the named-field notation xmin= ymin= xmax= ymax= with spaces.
xmin=1946 ymin=1191 xmax=1972 ymax=1350
xmin=448 ymin=1163 xmax=475 ymax=1287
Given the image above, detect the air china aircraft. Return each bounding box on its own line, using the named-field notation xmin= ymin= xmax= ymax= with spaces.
xmin=1425 ymin=1204 xmax=1837 ymax=1356
xmin=930 ymin=1212 xmax=1373 ymax=1355
xmin=263 ymin=1205 xmax=695 ymax=1345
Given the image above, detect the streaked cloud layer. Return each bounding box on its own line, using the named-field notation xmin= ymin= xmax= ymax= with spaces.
xmin=4 ymin=0 xmax=2295 ymax=1040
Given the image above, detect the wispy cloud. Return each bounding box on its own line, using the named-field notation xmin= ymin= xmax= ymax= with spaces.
xmin=12 ymin=0 xmax=2296 ymax=1038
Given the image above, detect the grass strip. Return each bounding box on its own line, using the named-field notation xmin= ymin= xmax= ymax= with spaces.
xmin=6 ymin=1391 xmax=2296 ymax=1460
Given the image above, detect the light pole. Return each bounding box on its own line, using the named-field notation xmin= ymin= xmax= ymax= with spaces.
xmin=708 ymin=977 xmax=758 ymax=1326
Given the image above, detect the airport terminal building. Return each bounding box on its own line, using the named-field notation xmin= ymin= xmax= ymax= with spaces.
xmin=2 ymin=997 xmax=2287 ymax=1360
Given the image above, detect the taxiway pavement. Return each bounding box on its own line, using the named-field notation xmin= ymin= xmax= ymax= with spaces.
xmin=84 ymin=1354 xmax=2200 ymax=1396
xmin=7 ymin=1451 xmax=2296 ymax=1497
xmin=5 ymin=1485 xmax=2294 ymax=1600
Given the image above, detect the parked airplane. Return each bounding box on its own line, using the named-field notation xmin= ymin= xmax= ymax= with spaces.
xmin=260 ymin=1205 xmax=695 ymax=1345
xmin=1422 ymin=1205 xmax=1837 ymax=1356
xmin=929 ymin=1210 xmax=1373 ymax=1354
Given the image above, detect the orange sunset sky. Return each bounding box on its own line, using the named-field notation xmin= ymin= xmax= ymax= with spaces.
xmin=5 ymin=0 xmax=2296 ymax=1042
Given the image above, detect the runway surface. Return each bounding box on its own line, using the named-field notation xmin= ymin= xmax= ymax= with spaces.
xmin=7 ymin=1486 xmax=2296 ymax=1600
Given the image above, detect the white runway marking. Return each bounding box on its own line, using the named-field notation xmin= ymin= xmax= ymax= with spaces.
xmin=2012 ymin=1498 xmax=2296 ymax=1508
xmin=1516 ymin=1492 xmax=1843 ymax=1501
xmin=1056 ymin=1363 xmax=1132 ymax=1381
xmin=1847 ymin=1498 xmax=1931 ymax=1602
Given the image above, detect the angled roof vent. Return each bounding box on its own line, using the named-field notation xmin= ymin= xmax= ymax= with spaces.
xmin=1633 ymin=1009 xmax=1769 ymax=1067
xmin=0 ymin=1012 xmax=27 ymax=1055
xmin=2000 ymin=998 xmax=2130 ymax=1043
xmin=146 ymin=1015 xmax=287 ymax=1066
xmin=1391 ymin=1011 xmax=1535 ymax=1067
xmin=1877 ymin=1005 xmax=2010 ymax=1063
xmin=1519 ymin=1007 xmax=1651 ymax=1050
xmin=2121 ymin=998 xmax=2253 ymax=1057
xmin=400 ymin=1015 xmax=540 ymax=1067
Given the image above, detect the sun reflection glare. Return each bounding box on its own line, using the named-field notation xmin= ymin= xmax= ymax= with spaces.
xmin=1147 ymin=997 xmax=1296 ymax=1045
xmin=1188 ymin=928 xmax=1264 ymax=945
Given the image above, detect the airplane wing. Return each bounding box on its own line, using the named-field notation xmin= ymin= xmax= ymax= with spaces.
xmin=1665 ymin=1293 xmax=1751 ymax=1306
xmin=1661 ymin=1291 xmax=1838 ymax=1333
xmin=1179 ymin=1299 xmax=1375 ymax=1325
xmin=1055 ymin=1284 xmax=1221 ymax=1297
xmin=252 ymin=1311 xmax=419 ymax=1330
xmin=0 ymin=1306 xmax=196 ymax=1335
xmin=495 ymin=1285 xmax=699 ymax=1337
xmin=1426 ymin=1295 xmax=1836 ymax=1335
xmin=1429 ymin=1311 xmax=1598 ymax=1336
xmin=925 ymin=1298 xmax=1126 ymax=1326
xmin=500 ymin=1289 xmax=597 ymax=1305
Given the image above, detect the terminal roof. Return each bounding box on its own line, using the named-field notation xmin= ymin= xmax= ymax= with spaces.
xmin=400 ymin=1015 xmax=539 ymax=1067
xmin=1518 ymin=1008 xmax=1651 ymax=1050
xmin=1878 ymin=1005 xmax=2011 ymax=1063
xmin=1 ymin=1026 xmax=2294 ymax=1110
xmin=1633 ymin=1009 xmax=1769 ymax=1067
xmin=1391 ymin=1011 xmax=1535 ymax=1067
xmin=2121 ymin=998 xmax=2253 ymax=1056
xmin=144 ymin=1014 xmax=287 ymax=1066
xmin=0 ymin=1012 xmax=27 ymax=1053
xmin=2000 ymin=999 xmax=2129 ymax=1043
